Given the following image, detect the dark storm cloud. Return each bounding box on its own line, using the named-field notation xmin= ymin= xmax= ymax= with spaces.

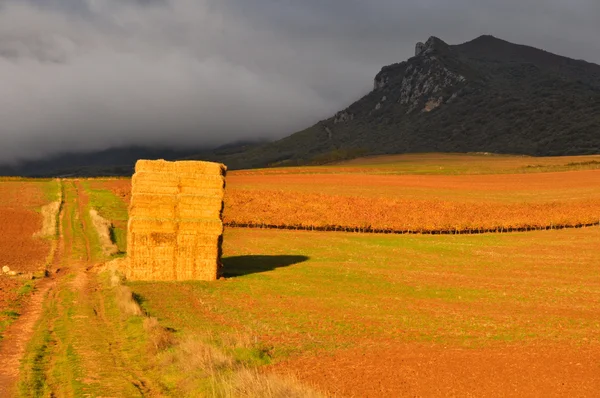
xmin=0 ymin=0 xmax=599 ymax=163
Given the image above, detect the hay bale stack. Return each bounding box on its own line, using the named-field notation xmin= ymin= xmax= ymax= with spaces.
xmin=126 ymin=159 xmax=227 ymax=281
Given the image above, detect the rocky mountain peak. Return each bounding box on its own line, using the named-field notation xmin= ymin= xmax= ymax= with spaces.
xmin=415 ymin=36 xmax=448 ymax=57
xmin=373 ymin=36 xmax=466 ymax=113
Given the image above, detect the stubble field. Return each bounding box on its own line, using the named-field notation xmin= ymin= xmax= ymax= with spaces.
xmin=98 ymin=153 xmax=600 ymax=233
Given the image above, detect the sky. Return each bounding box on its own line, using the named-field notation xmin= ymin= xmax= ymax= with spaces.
xmin=0 ymin=0 xmax=599 ymax=163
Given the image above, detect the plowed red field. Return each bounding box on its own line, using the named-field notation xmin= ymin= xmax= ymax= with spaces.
xmin=272 ymin=343 xmax=600 ymax=397
xmin=0 ymin=208 xmax=48 ymax=273
xmin=0 ymin=181 xmax=53 ymax=274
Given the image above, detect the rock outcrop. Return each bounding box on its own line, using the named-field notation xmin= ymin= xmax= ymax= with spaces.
xmin=334 ymin=111 xmax=354 ymax=124
xmin=374 ymin=37 xmax=467 ymax=113
xmin=415 ymin=42 xmax=425 ymax=56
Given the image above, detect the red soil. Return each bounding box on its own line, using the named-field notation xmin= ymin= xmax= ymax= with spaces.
xmin=272 ymin=343 xmax=600 ymax=397
xmin=0 ymin=208 xmax=49 ymax=273
xmin=0 ymin=181 xmax=47 ymax=207
xmin=0 ymin=181 xmax=52 ymax=274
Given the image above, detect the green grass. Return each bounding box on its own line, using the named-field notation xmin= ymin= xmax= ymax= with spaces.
xmin=130 ymin=227 xmax=600 ymax=363
xmin=19 ymin=286 xmax=59 ymax=397
xmin=40 ymin=179 xmax=62 ymax=203
xmin=0 ymin=310 xmax=21 ymax=340
xmin=240 ymin=153 xmax=600 ymax=176
xmin=82 ymin=181 xmax=129 ymax=254
xmin=0 ymin=281 xmax=38 ymax=342
xmin=18 ymin=281 xmax=35 ymax=296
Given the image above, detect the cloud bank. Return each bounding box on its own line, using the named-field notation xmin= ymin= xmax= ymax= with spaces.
xmin=0 ymin=0 xmax=599 ymax=162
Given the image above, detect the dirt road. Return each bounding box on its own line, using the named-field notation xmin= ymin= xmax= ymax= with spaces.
xmin=0 ymin=181 xmax=155 ymax=397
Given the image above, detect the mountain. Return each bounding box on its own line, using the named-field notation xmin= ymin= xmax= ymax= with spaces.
xmin=0 ymin=146 xmax=229 ymax=177
xmin=213 ymin=35 xmax=600 ymax=168
xmin=0 ymin=147 xmax=208 ymax=177
xmin=3 ymin=35 xmax=600 ymax=176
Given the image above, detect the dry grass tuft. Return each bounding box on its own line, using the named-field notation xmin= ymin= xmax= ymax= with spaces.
xmin=166 ymin=335 xmax=234 ymax=373
xmin=143 ymin=317 xmax=175 ymax=354
xmin=223 ymin=369 xmax=325 ymax=398
xmin=116 ymin=285 xmax=143 ymax=317
xmin=156 ymin=333 xmax=325 ymax=397
xmin=34 ymin=201 xmax=61 ymax=238
xmin=90 ymin=208 xmax=119 ymax=256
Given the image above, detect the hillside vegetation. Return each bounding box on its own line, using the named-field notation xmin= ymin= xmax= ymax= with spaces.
xmin=210 ymin=35 xmax=600 ymax=169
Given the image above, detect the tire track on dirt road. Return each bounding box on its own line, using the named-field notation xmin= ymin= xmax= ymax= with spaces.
xmin=67 ymin=180 xmax=156 ymax=396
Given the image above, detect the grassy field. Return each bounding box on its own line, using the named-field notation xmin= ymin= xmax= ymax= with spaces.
xmin=233 ymin=153 xmax=600 ymax=175
xmin=127 ymin=227 xmax=600 ymax=395
xmin=132 ymin=227 xmax=600 ymax=350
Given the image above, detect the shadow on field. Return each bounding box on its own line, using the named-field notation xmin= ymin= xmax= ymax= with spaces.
xmin=222 ymin=255 xmax=310 ymax=277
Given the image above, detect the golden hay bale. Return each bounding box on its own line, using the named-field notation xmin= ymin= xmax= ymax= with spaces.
xmin=126 ymin=159 xmax=226 ymax=282
xmin=128 ymin=217 xmax=179 ymax=234
xmin=135 ymin=159 xmax=227 ymax=176
xmin=178 ymin=219 xmax=223 ymax=235
xmin=131 ymin=172 xmax=225 ymax=189
xmin=129 ymin=194 xmax=178 ymax=219
xmin=177 ymin=196 xmax=225 ymax=219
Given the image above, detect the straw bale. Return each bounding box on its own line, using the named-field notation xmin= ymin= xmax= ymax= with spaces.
xmin=129 ymin=194 xmax=178 ymax=219
xmin=128 ymin=217 xmax=178 ymax=234
xmin=177 ymin=195 xmax=225 ymax=219
xmin=178 ymin=220 xmax=223 ymax=235
xmin=176 ymin=234 xmax=220 ymax=280
xmin=126 ymin=159 xmax=226 ymax=282
xmin=127 ymin=231 xmax=177 ymax=280
xmin=178 ymin=187 xmax=226 ymax=196
xmin=130 ymin=183 xmax=180 ymax=196
xmin=179 ymin=175 xmax=226 ymax=189
xmin=131 ymin=174 xmax=226 ymax=196
xmin=136 ymin=159 xmax=227 ymax=176
xmin=132 ymin=172 xmax=225 ymax=188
